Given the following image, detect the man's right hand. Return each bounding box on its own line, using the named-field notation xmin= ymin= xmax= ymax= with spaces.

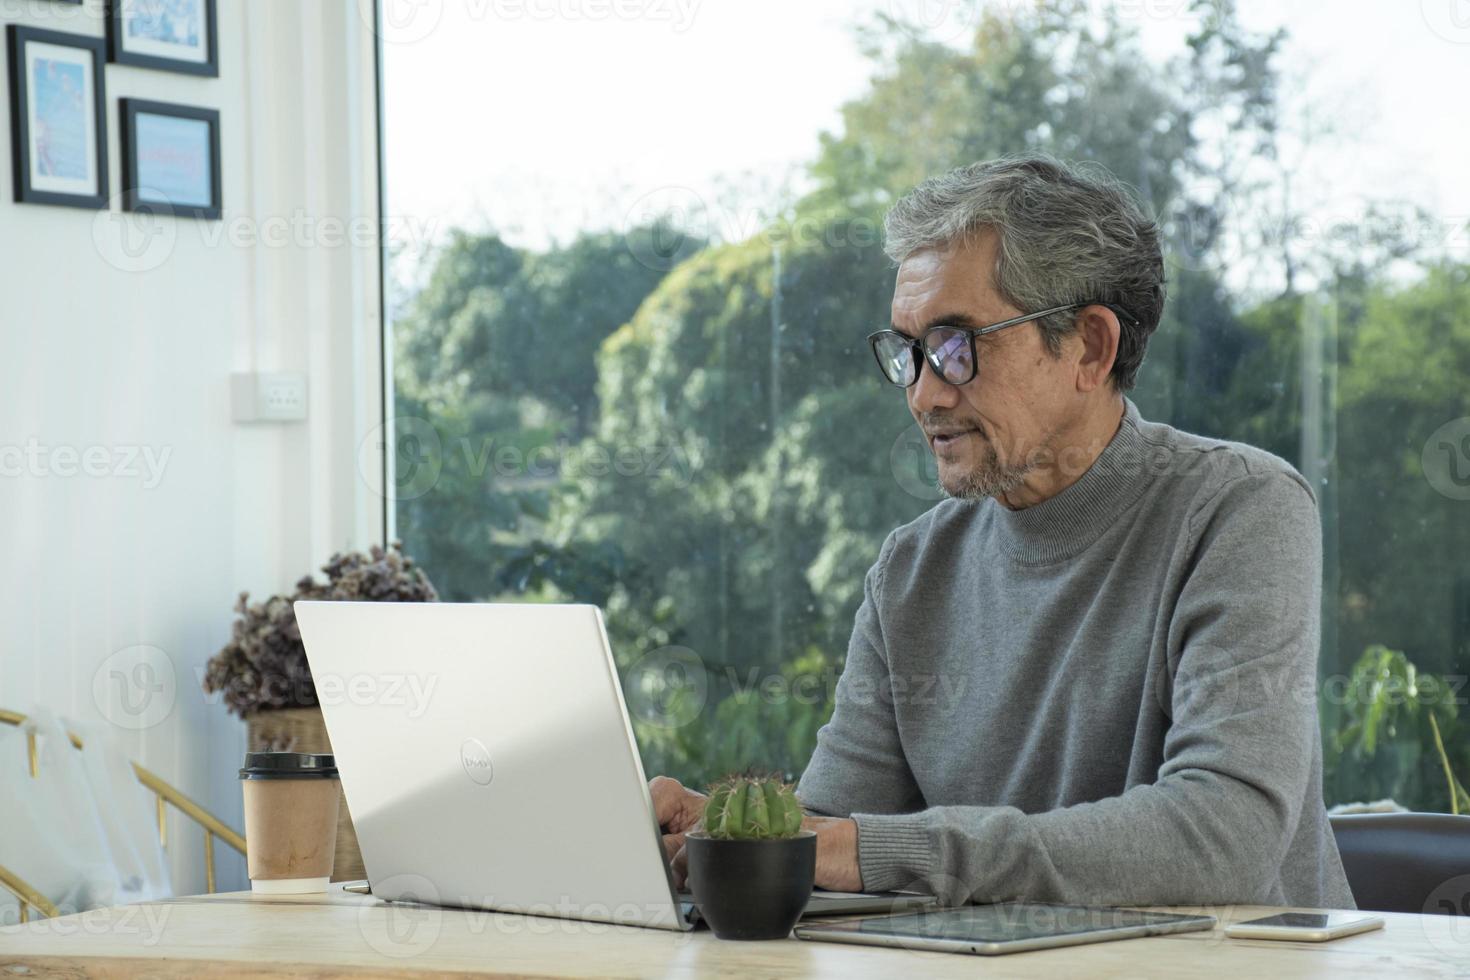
xmin=649 ymin=775 xmax=707 ymax=889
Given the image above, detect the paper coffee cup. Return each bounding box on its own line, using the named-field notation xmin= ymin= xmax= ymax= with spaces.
xmin=239 ymin=752 xmax=341 ymax=894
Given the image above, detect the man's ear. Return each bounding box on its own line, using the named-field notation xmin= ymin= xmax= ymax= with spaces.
xmin=1074 ymin=305 xmax=1120 ymax=393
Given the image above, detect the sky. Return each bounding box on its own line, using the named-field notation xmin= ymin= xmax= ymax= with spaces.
xmin=380 ymin=0 xmax=1470 ymax=273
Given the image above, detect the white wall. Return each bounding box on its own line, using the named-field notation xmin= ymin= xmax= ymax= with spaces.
xmin=0 ymin=0 xmax=383 ymax=895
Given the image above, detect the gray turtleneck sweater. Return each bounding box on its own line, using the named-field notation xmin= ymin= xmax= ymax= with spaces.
xmin=797 ymin=397 xmax=1355 ymax=909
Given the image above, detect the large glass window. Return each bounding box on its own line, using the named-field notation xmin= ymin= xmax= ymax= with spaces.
xmin=382 ymin=1 xmax=1470 ymax=812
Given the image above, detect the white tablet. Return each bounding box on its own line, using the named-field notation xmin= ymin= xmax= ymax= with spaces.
xmin=794 ymin=903 xmax=1217 ymax=956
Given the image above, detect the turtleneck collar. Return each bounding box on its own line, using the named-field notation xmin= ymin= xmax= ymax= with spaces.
xmin=982 ymin=397 xmax=1154 ymax=565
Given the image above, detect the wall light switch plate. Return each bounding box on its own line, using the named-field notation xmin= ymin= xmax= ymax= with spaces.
xmin=232 ymin=372 xmax=308 ymax=423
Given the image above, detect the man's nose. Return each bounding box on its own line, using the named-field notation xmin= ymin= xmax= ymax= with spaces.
xmin=908 ymin=357 xmax=959 ymax=415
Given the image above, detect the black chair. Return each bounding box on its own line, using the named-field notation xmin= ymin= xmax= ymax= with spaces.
xmin=1330 ymin=812 xmax=1470 ymax=915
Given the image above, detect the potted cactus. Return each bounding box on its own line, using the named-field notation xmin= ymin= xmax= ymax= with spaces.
xmin=684 ymin=772 xmax=816 ymax=940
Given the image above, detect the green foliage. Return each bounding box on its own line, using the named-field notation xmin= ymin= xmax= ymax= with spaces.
xmin=1325 ymin=646 xmax=1470 ymax=813
xmin=395 ymin=223 xmax=704 ymax=438
xmin=702 ymin=773 xmax=805 ymax=840
xmin=1330 ymin=265 xmax=1470 ymax=678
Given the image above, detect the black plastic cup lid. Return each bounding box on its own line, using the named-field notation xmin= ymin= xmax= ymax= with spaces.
xmin=238 ymin=751 xmax=339 ymax=780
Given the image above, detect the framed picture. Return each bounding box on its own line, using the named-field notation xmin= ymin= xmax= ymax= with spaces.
xmin=120 ymin=98 xmax=222 ymax=219
xmin=107 ymin=0 xmax=218 ymax=77
xmin=5 ymin=26 xmax=109 ymax=210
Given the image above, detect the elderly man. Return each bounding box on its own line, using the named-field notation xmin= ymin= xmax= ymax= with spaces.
xmin=652 ymin=155 xmax=1354 ymax=909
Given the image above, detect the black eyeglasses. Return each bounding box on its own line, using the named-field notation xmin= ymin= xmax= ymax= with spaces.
xmin=867 ymin=303 xmax=1134 ymax=388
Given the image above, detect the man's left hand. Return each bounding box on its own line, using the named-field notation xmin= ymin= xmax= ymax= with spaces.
xmin=805 ymin=815 xmax=863 ymax=892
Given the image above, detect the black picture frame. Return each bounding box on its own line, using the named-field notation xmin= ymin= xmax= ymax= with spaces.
xmin=119 ymin=98 xmax=222 ymax=220
xmin=106 ymin=0 xmax=219 ymax=78
xmin=6 ymin=25 xmax=109 ymax=210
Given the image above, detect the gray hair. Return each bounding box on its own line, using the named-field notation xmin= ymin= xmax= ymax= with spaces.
xmin=883 ymin=155 xmax=1164 ymax=391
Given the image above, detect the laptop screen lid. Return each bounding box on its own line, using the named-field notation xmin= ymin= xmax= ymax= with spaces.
xmin=294 ymin=600 xmax=688 ymax=931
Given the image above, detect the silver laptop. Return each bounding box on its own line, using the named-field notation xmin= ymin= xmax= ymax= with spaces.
xmin=295 ymin=600 xmax=934 ymax=931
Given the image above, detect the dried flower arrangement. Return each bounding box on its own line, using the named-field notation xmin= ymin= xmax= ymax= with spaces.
xmin=202 ymin=543 xmax=438 ymax=717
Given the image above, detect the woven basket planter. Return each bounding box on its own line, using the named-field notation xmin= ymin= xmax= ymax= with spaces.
xmin=245 ymin=706 xmax=365 ymax=882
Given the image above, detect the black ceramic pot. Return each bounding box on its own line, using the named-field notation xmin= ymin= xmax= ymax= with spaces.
xmin=684 ymin=830 xmax=817 ymax=940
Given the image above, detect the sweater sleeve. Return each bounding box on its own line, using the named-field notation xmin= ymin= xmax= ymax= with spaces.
xmin=851 ymin=472 xmax=1325 ymax=905
xmin=796 ymin=531 xmax=925 ymax=824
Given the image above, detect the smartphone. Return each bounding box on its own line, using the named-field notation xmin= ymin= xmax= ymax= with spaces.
xmin=1224 ymin=912 xmax=1384 ymax=942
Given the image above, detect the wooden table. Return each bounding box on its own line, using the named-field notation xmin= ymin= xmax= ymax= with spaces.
xmin=2 ymin=885 xmax=1466 ymax=978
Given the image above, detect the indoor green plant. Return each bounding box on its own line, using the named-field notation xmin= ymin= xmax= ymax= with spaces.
xmin=684 ymin=772 xmax=815 ymax=940
xmin=1327 ymin=644 xmax=1470 ymax=814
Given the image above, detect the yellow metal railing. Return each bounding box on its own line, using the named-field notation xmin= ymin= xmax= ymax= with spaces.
xmin=0 ymin=708 xmax=246 ymax=921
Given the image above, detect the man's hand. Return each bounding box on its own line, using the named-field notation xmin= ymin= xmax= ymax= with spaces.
xmin=649 ymin=776 xmax=864 ymax=893
xmin=805 ymin=814 xmax=863 ymax=892
xmin=650 ymin=776 xmax=707 ymax=888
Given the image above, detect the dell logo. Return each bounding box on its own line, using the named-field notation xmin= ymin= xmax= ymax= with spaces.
xmin=460 ymin=737 xmax=495 ymax=786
